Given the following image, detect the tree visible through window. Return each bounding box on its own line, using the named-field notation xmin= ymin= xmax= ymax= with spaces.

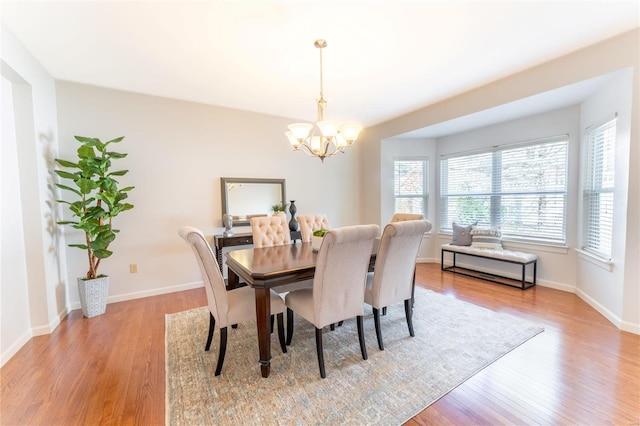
xmin=394 ymin=159 xmax=427 ymax=216
xmin=582 ymin=119 xmax=616 ymax=260
xmin=440 ymin=136 xmax=568 ymax=243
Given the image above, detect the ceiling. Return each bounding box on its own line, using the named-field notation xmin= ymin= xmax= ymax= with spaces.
xmin=2 ymin=1 xmax=638 ymax=134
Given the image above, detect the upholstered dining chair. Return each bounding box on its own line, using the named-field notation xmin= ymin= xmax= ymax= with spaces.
xmin=391 ymin=213 xmax=426 ymax=222
xmin=297 ymin=214 xmax=331 ymax=242
xmin=178 ymin=226 xmax=287 ymax=376
xmin=285 ymin=224 xmax=380 ymax=378
xmin=250 ymin=215 xmax=292 ymax=247
xmin=250 ymin=215 xmax=313 ymax=294
xmin=364 ymin=220 xmax=431 ymax=350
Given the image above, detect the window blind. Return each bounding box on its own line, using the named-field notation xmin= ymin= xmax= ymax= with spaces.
xmin=394 ymin=159 xmax=428 ymax=215
xmin=440 ymin=137 xmax=568 ymax=243
xmin=582 ymin=119 xmax=616 ymax=259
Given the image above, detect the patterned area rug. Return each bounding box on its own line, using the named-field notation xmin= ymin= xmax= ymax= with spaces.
xmin=165 ymin=288 xmax=543 ymax=425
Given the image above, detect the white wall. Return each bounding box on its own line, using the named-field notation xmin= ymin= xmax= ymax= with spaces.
xmin=1 ymin=24 xmax=68 ymax=366
xmin=55 ymin=82 xmax=363 ymax=308
xmin=1 ymin=75 xmax=31 ymax=366
xmin=577 ymin=68 xmax=636 ymax=332
xmin=380 ymin=138 xmax=437 ymax=262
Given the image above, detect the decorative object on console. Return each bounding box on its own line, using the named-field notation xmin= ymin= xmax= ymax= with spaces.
xmin=222 ymin=213 xmax=233 ymax=237
xmin=289 ymin=200 xmax=299 ymax=232
xmin=470 ymin=227 xmax=503 ymax=250
xmin=271 ymin=202 xmax=287 ymax=215
xmin=285 ymin=39 xmax=362 ymax=163
xmin=451 ymin=221 xmax=477 ymax=246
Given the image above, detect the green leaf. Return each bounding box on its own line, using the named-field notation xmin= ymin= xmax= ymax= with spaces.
xmin=69 ymin=244 xmax=89 ymax=250
xmin=55 ymin=184 xmax=83 ymax=197
xmin=93 ymin=249 xmax=113 ymax=259
xmin=57 ymin=220 xmax=78 ymax=225
xmin=55 ymin=159 xmax=78 ymax=168
xmin=108 ymin=170 xmax=129 ymax=176
xmin=78 ymin=145 xmax=96 ymax=159
xmin=105 ymin=136 xmax=125 ymax=144
xmin=106 ymin=151 xmax=127 ymax=159
xmin=55 ymin=170 xmax=79 ymax=180
xmin=75 ymin=136 xmax=101 ymax=146
xmin=120 ymin=186 xmax=135 ymax=192
xmin=77 ymin=178 xmax=98 ymax=194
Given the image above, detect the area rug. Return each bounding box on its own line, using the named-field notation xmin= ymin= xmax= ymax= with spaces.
xmin=165 ymin=288 xmax=544 ymax=425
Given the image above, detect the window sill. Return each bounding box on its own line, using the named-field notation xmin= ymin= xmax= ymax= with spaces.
xmin=501 ymin=239 xmax=569 ymax=254
xmin=575 ymin=248 xmax=614 ymax=272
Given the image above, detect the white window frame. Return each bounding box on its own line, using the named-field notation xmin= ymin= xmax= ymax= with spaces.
xmin=581 ymin=118 xmax=616 ymax=261
xmin=439 ymin=135 xmax=569 ymax=245
xmin=393 ymin=158 xmax=428 ymax=217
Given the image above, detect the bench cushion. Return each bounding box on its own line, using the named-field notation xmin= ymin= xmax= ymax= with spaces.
xmin=442 ymin=243 xmax=537 ymax=263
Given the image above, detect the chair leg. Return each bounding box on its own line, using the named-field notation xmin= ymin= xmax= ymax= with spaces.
xmin=286 ymin=308 xmax=294 ymax=346
xmin=372 ymin=307 xmax=384 ymax=350
xmin=338 ymin=321 xmax=344 ymax=327
xmin=382 ymin=307 xmax=387 ymax=316
xmin=277 ymin=313 xmax=287 ymax=353
xmin=270 ymin=315 xmax=274 ymax=333
xmin=315 ymin=327 xmax=326 ymax=378
xmin=357 ymin=315 xmax=368 ymax=360
xmin=404 ymin=299 xmax=415 ymax=337
xmin=214 ymin=326 xmax=228 ymax=376
xmin=205 ymin=313 xmax=215 ymax=351
xmin=330 ymin=323 xmax=335 ymax=331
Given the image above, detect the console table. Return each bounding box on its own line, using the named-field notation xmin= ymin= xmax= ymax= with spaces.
xmin=213 ymin=231 xmax=302 ymax=273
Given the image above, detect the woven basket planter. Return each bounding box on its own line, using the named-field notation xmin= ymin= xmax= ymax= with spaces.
xmin=77 ymin=276 xmax=109 ymax=318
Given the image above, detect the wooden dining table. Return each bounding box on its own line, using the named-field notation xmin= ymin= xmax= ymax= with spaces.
xmin=225 ymin=241 xmax=377 ymax=378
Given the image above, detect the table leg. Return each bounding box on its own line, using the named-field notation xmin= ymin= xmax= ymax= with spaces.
xmin=227 ymin=268 xmax=239 ymax=290
xmin=254 ymin=287 xmax=272 ymax=378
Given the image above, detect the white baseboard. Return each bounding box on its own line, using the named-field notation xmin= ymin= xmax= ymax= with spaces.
xmin=1 ymin=329 xmax=32 ymax=368
xmin=576 ymin=287 xmax=640 ymax=335
xmin=429 ymin=258 xmax=576 ymax=293
xmin=69 ymin=280 xmax=205 ymax=311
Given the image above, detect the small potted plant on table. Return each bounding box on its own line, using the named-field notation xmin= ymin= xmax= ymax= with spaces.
xmin=311 ymin=228 xmax=329 ymax=252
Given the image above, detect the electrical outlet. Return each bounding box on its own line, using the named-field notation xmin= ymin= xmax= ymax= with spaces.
xmin=129 ymin=264 xmax=138 ymax=273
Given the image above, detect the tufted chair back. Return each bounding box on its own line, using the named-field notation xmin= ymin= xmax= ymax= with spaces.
xmin=366 ymin=220 xmax=431 ymax=309
xmin=251 ymin=215 xmax=292 ymax=248
xmin=178 ymin=226 xmax=229 ymax=326
xmin=391 ymin=213 xmax=426 ymax=222
xmin=297 ymin=214 xmax=331 ymax=242
xmin=311 ymin=224 xmax=380 ymax=328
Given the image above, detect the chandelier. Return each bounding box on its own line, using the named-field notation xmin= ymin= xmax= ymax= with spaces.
xmin=285 ymin=40 xmax=362 ymax=162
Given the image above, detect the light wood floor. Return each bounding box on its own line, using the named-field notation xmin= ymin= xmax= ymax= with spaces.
xmin=1 ymin=263 xmax=638 ymax=425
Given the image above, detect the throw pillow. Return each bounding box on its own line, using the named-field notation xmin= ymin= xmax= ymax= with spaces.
xmin=451 ymin=221 xmax=476 ymax=246
xmin=470 ymin=227 xmax=503 ymax=250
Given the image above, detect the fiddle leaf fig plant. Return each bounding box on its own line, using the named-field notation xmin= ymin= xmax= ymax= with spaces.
xmin=55 ymin=136 xmax=134 ymax=280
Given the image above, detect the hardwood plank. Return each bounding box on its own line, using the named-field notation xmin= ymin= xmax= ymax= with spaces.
xmin=1 ymin=264 xmax=638 ymax=424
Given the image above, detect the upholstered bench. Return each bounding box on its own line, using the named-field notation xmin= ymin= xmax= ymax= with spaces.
xmin=441 ymin=243 xmax=537 ymax=289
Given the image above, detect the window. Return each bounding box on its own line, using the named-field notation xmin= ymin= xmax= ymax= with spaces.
xmin=394 ymin=159 xmax=428 ymax=216
xmin=440 ymin=136 xmax=568 ymax=244
xmin=582 ymin=119 xmax=616 ymax=260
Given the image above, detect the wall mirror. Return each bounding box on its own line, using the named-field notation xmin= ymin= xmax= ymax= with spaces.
xmin=220 ymin=177 xmax=286 ymax=226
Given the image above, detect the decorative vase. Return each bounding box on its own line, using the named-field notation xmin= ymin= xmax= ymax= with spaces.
xmin=289 ymin=200 xmax=299 ymax=231
xmin=77 ymin=276 xmax=109 ymax=318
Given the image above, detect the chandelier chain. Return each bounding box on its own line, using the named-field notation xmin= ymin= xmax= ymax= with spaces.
xmin=318 ymin=45 xmax=324 ymax=100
